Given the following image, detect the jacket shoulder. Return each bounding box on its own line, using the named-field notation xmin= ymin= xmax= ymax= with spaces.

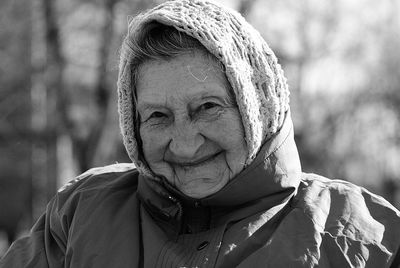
xmin=0 ymin=164 xmax=140 ymax=267
xmin=58 ymin=163 xmax=137 ymax=192
xmin=295 ymin=173 xmax=400 ymax=265
xmin=55 ymin=163 xmax=139 ymax=211
xmin=296 ymin=173 xmax=400 ymax=227
xmin=298 ymin=173 xmax=400 ymax=214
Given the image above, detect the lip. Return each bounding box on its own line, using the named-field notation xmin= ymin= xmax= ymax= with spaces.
xmin=168 ymin=151 xmax=222 ymax=168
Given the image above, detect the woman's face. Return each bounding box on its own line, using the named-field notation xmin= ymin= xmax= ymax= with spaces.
xmin=136 ymin=51 xmax=247 ymax=199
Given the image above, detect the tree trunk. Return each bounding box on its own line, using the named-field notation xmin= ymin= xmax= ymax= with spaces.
xmin=31 ymin=0 xmax=66 ymax=209
xmin=75 ymin=0 xmax=119 ymax=172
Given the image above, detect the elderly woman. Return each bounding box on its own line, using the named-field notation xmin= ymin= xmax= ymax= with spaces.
xmin=2 ymin=0 xmax=400 ymax=267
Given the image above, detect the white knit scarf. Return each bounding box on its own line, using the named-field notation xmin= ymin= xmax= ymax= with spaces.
xmin=117 ymin=0 xmax=290 ymax=176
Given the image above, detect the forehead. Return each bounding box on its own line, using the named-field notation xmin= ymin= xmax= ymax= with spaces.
xmin=135 ymin=51 xmax=233 ymax=106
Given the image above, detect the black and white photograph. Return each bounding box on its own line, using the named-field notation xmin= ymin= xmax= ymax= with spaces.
xmin=1 ymin=0 xmax=400 ymax=267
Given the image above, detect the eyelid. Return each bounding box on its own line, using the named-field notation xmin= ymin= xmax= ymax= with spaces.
xmin=198 ymin=97 xmax=224 ymax=106
xmin=150 ymin=110 xmax=168 ymax=118
xmin=140 ymin=109 xmax=168 ymax=122
xmin=194 ymin=101 xmax=219 ymax=113
xmin=201 ymin=101 xmax=220 ymax=107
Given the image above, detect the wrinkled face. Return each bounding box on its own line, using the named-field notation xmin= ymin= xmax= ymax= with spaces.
xmin=136 ymin=51 xmax=247 ymax=199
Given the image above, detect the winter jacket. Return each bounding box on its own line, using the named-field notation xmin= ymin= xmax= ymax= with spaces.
xmin=1 ymin=116 xmax=400 ymax=268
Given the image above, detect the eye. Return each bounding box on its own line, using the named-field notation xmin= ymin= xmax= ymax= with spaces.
xmin=149 ymin=111 xmax=167 ymax=119
xmin=199 ymin=102 xmax=220 ymax=111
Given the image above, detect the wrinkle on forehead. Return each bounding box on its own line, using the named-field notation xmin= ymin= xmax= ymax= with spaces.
xmin=186 ymin=65 xmax=212 ymax=82
xmin=136 ymin=51 xmax=237 ymax=111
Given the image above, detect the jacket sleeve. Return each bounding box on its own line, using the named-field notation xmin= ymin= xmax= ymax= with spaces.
xmin=0 ymin=196 xmax=67 ymax=268
xmin=391 ymin=247 xmax=400 ymax=268
xmin=0 ymin=164 xmax=137 ymax=268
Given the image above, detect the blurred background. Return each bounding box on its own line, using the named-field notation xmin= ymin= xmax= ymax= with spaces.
xmin=1 ymin=0 xmax=400 ymax=256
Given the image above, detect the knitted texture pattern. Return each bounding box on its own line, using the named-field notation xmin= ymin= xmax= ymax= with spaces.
xmin=117 ymin=0 xmax=290 ymax=176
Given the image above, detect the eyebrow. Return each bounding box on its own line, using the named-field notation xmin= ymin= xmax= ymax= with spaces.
xmin=136 ymin=86 xmax=236 ymax=112
xmin=136 ymin=102 xmax=166 ymax=113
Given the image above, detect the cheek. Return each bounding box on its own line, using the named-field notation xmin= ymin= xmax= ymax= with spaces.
xmin=205 ymin=114 xmax=246 ymax=151
xmin=223 ymin=128 xmax=247 ymax=174
xmin=203 ymin=123 xmax=246 ymax=178
xmin=140 ymin=126 xmax=168 ymax=163
xmin=223 ymin=126 xmax=247 ymax=161
xmin=210 ymin=114 xmax=247 ymax=169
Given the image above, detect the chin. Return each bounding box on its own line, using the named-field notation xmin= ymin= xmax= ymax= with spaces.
xmin=179 ymin=177 xmax=228 ymax=199
xmin=181 ymin=189 xmax=214 ymax=199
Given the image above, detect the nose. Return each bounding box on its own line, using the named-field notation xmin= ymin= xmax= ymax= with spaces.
xmin=168 ymin=121 xmax=204 ymax=161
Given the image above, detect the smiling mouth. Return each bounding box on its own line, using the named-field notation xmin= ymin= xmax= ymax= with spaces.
xmin=170 ymin=151 xmax=222 ymax=169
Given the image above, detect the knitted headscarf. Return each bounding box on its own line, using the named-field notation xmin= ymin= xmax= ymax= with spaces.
xmin=117 ymin=0 xmax=290 ymax=176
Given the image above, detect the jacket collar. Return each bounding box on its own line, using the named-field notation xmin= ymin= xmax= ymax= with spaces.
xmin=137 ymin=111 xmax=301 ymax=236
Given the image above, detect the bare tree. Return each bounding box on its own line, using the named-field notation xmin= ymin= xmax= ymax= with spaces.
xmin=42 ymin=0 xmax=66 ymax=200
xmin=73 ymin=0 xmax=119 ymax=172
